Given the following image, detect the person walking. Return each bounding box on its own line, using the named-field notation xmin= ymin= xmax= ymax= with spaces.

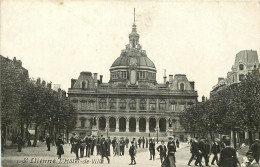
xmin=195 ymin=137 xmax=204 ymax=166
xmin=112 ymin=137 xmax=116 ymax=154
xmin=100 ymin=137 xmax=110 ymax=164
xmin=56 ymin=135 xmax=64 ymax=160
xmin=120 ymin=137 xmax=125 ymax=156
xmin=17 ymin=135 xmax=23 ymax=152
xmin=203 ymin=138 xmax=211 ymax=166
xmin=46 ymin=134 xmax=51 ymax=151
xmin=74 ymin=135 xmax=80 ymax=160
xmin=146 ymin=137 xmax=148 ymax=148
xmin=107 ymin=137 xmax=111 ymax=156
xmin=85 ymin=134 xmax=92 ymax=157
xmin=80 ymin=138 xmax=85 ymax=158
xmin=167 ymin=136 xmax=177 ymax=167
xmin=125 ymin=137 xmax=129 ymax=148
xmin=176 ymin=139 xmax=180 ymax=148
xmin=149 ymin=138 xmax=155 ymax=160
xmin=138 ymin=137 xmax=141 ymax=148
xmin=219 ymin=140 xmax=239 ymax=167
xmin=70 ymin=133 xmax=76 ymax=154
xmin=142 ymin=137 xmax=145 ymax=148
xmin=96 ymin=136 xmax=101 ymax=155
xmin=157 ymin=140 xmax=167 ymax=164
xmin=129 ymin=141 xmax=136 ymax=165
xmin=251 ymin=139 xmax=260 ymax=163
xmin=211 ymin=138 xmax=221 ymax=165
xmin=91 ymin=136 xmax=96 ymax=155
xmin=188 ymin=138 xmax=201 ymax=166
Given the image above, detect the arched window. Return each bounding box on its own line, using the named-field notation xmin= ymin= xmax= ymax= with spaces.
xmin=180 ymin=83 xmax=185 ymax=91
xmin=109 ymin=99 xmax=116 ymax=109
xmin=129 ymin=100 xmax=136 ymax=110
xmin=80 ymin=118 xmax=86 ymax=128
xmin=239 ymin=64 xmax=244 ymax=70
xmin=99 ymin=99 xmax=107 ymax=109
xmin=159 ymin=100 xmax=166 ymax=110
xmin=239 ymin=74 xmax=244 ymax=81
xmin=149 ymin=100 xmax=156 ymax=110
xmin=119 ymin=99 xmax=126 ymax=109
xmin=82 ymin=80 xmax=88 ymax=89
xmin=139 ymin=99 xmax=146 ymax=110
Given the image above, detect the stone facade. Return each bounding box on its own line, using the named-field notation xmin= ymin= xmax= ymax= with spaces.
xmin=68 ymin=22 xmax=198 ymax=141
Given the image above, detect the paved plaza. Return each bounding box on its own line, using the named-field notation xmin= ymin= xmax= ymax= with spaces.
xmin=1 ymin=141 xmax=248 ymax=167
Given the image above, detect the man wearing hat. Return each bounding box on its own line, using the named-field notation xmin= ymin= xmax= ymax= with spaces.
xmin=96 ymin=136 xmax=101 ymax=155
xmin=149 ymin=138 xmax=155 ymax=160
xmin=245 ymin=151 xmax=259 ymax=167
xmin=91 ymin=135 xmax=96 ymax=155
xmin=250 ymin=139 xmax=260 ymax=163
xmin=188 ymin=137 xmax=201 ymax=166
xmin=211 ymin=138 xmax=221 ymax=165
xmin=219 ymin=140 xmax=239 ymax=167
xmin=167 ymin=136 xmax=176 ymax=167
xmin=129 ymin=141 xmax=136 ymax=165
xmin=85 ymin=134 xmax=92 ymax=157
xmin=70 ymin=133 xmax=76 ymax=154
xmin=100 ymin=137 xmax=110 ymax=164
xmin=157 ymin=140 xmax=167 ymax=164
xmin=120 ymin=137 xmax=125 ymax=156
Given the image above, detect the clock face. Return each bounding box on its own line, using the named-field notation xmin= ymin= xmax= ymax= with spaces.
xmin=129 ymin=57 xmax=137 ymax=66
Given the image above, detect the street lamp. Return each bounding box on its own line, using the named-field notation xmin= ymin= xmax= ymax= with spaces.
xmin=106 ymin=126 xmax=109 ymax=138
xmin=156 ymin=126 xmax=159 ymax=144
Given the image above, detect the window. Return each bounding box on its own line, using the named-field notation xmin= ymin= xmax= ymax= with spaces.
xmin=89 ymin=100 xmax=95 ymax=109
xmin=159 ymin=100 xmax=166 ymax=110
xmin=80 ymin=101 xmax=87 ymax=111
xmin=99 ymin=99 xmax=107 ymax=109
xmin=179 ymin=104 xmax=185 ymax=111
xmin=239 ymin=74 xmax=244 ymax=81
xmin=110 ymin=99 xmax=116 ymax=109
xmin=180 ymin=83 xmax=185 ymax=91
xmin=239 ymin=64 xmax=244 ymax=70
xmin=129 ymin=100 xmax=136 ymax=110
xmin=139 ymin=99 xmax=146 ymax=110
xmin=139 ymin=71 xmax=146 ymax=79
xmin=121 ymin=71 xmax=127 ymax=79
xmin=80 ymin=119 xmax=86 ymax=128
xmin=119 ymin=99 xmax=126 ymax=109
xmin=170 ymin=104 xmax=176 ymax=111
xmin=149 ymin=100 xmax=156 ymax=110
xmin=82 ymin=81 xmax=86 ymax=89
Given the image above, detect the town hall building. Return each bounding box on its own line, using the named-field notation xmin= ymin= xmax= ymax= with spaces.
xmin=68 ymin=17 xmax=198 ymax=141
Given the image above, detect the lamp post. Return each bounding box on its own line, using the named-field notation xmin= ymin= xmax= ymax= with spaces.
xmin=106 ymin=126 xmax=109 ymax=138
xmin=156 ymin=126 xmax=159 ymax=144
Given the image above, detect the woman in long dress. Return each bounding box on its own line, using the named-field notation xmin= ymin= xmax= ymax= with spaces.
xmin=56 ymin=135 xmax=64 ymax=160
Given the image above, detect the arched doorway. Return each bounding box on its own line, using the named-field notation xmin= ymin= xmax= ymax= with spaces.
xmin=119 ymin=117 xmax=126 ymax=132
xmin=129 ymin=117 xmax=136 ymax=132
xmin=109 ymin=117 xmax=116 ymax=132
xmin=139 ymin=118 xmax=146 ymax=132
xmin=99 ymin=117 xmax=106 ymax=130
xmin=149 ymin=118 xmax=156 ymax=132
xmin=159 ymin=118 xmax=166 ymax=132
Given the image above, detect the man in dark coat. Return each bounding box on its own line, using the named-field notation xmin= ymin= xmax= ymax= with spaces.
xmin=195 ymin=137 xmax=205 ymax=166
xmin=100 ymin=138 xmax=110 ymax=164
xmin=138 ymin=137 xmax=141 ymax=148
xmin=80 ymin=138 xmax=85 ymax=158
xmin=176 ymin=139 xmax=180 ymax=148
xmin=251 ymin=139 xmax=260 ymax=163
xmin=203 ymin=138 xmax=211 ymax=166
xmin=146 ymin=138 xmax=148 ymax=148
xmin=46 ymin=134 xmax=51 ymax=151
xmin=96 ymin=136 xmax=101 ymax=155
xmin=167 ymin=137 xmax=177 ymax=167
xmin=129 ymin=141 xmax=136 ymax=165
xmin=188 ymin=137 xmax=202 ymax=166
xmin=107 ymin=137 xmax=111 ymax=156
xmin=91 ymin=136 xmax=96 ymax=155
xmin=74 ymin=135 xmax=80 ymax=160
xmin=211 ymin=138 xmax=221 ymax=165
xmin=149 ymin=138 xmax=156 ymax=160
xmin=120 ymin=137 xmax=125 ymax=156
xmin=157 ymin=140 xmax=167 ymax=163
xmin=219 ymin=141 xmax=239 ymax=167
xmin=17 ymin=135 xmax=23 ymax=152
xmin=85 ymin=134 xmax=92 ymax=157
xmin=70 ymin=133 xmax=76 ymax=154
xmin=112 ymin=137 xmax=116 ymax=154
xmin=142 ymin=137 xmax=145 ymax=148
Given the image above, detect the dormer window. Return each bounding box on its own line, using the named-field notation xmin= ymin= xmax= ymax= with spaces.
xmin=82 ymin=81 xmax=86 ymax=89
xmin=180 ymin=83 xmax=185 ymax=91
xmin=239 ymin=64 xmax=244 ymax=70
xmin=121 ymin=71 xmax=127 ymax=79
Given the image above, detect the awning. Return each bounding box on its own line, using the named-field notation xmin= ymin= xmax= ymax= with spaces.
xmin=28 ymin=130 xmax=35 ymax=135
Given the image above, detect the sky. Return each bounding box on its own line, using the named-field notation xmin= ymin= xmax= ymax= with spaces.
xmin=1 ymin=0 xmax=259 ymax=100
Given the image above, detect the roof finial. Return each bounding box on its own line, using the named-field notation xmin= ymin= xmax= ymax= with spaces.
xmin=134 ymin=8 xmax=135 ymax=25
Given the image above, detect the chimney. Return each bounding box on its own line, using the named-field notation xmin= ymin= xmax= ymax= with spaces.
xmin=42 ymin=80 xmax=46 ymax=87
xmin=202 ymin=95 xmax=205 ymax=102
xmin=71 ymin=79 xmax=77 ymax=88
xmin=100 ymin=75 xmax=103 ymax=84
xmin=169 ymin=75 xmax=173 ymax=83
xmin=189 ymin=81 xmax=195 ymax=90
xmin=94 ymin=73 xmax=98 ymax=86
xmin=166 ymin=81 xmax=169 ymax=88
xmin=36 ymin=78 xmax=41 ymax=85
xmin=47 ymin=82 xmax=52 ymax=89
xmin=218 ymin=77 xmax=224 ymax=82
xmin=163 ymin=69 xmax=167 ymax=84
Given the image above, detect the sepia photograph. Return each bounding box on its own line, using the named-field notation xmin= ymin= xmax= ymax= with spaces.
xmin=1 ymin=0 xmax=260 ymax=167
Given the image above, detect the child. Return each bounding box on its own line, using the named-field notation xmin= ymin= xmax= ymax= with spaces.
xmin=129 ymin=141 xmax=136 ymax=165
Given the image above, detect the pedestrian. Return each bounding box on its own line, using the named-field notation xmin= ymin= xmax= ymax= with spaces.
xmin=115 ymin=139 xmax=120 ymax=156
xmin=250 ymin=139 xmax=260 ymax=163
xmin=133 ymin=138 xmax=137 ymax=149
xmin=219 ymin=140 xmax=239 ymax=167
xmin=167 ymin=136 xmax=177 ymax=167
xmin=129 ymin=141 xmax=136 ymax=165
xmin=70 ymin=133 xmax=76 ymax=154
xmin=195 ymin=137 xmax=204 ymax=166
xmin=142 ymin=137 xmax=145 ymax=148
xmin=176 ymin=139 xmax=179 ymax=148
xmin=107 ymin=137 xmax=111 ymax=156
xmin=56 ymin=135 xmax=64 ymax=160
xmin=120 ymin=137 xmax=125 ymax=156
xmin=100 ymin=137 xmax=110 ymax=164
xmin=85 ymin=134 xmax=92 ymax=157
xmin=211 ymin=138 xmax=221 ymax=165
xmin=245 ymin=151 xmax=260 ymax=167
xmin=146 ymin=137 xmax=148 ymax=148
xmin=157 ymin=140 xmax=167 ymax=164
xmin=74 ymin=135 xmax=80 ymax=160
xmin=138 ymin=137 xmax=141 ymax=148
xmin=112 ymin=137 xmax=116 ymax=154
xmin=91 ymin=136 xmax=96 ymax=155
xmin=80 ymin=138 xmax=85 ymax=158
xmin=125 ymin=137 xmax=129 ymax=148
xmin=96 ymin=136 xmax=101 ymax=155
xmin=188 ymin=138 xmax=201 ymax=166
xmin=203 ymin=138 xmax=211 ymax=166
xmin=17 ymin=135 xmax=23 ymax=152
xmin=46 ymin=134 xmax=51 ymax=151
xmin=149 ymin=138 xmax=155 ymax=160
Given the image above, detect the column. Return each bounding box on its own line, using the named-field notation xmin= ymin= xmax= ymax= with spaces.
xmin=136 ymin=118 xmax=139 ymax=132
xmin=96 ymin=118 xmax=99 ymax=130
xmin=146 ymin=119 xmax=149 ymax=132
xmin=126 ymin=119 xmax=129 ymax=132
xmin=156 ymin=119 xmax=159 ymax=130
xmin=116 ymin=118 xmax=119 ymax=132
xmin=106 ymin=118 xmax=109 ymax=129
